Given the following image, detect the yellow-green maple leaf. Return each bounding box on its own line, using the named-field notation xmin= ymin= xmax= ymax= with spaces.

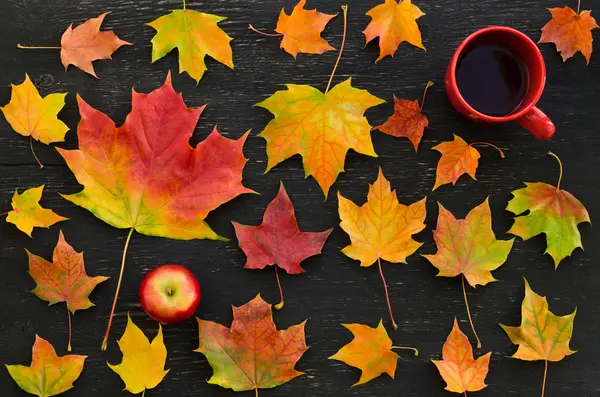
xmin=257 ymin=78 xmax=384 ymax=197
xmin=148 ymin=9 xmax=233 ymax=83
xmin=501 ymin=279 xmax=576 ymax=362
xmin=107 ymin=315 xmax=170 ymax=394
xmin=6 ymin=335 xmax=86 ymax=397
xmin=4 ymin=185 xmax=67 ymax=237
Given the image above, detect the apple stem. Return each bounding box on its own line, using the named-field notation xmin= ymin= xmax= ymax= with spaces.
xmin=391 ymin=346 xmax=419 ymax=356
xmin=325 ymin=4 xmax=348 ymax=94
xmin=420 ymin=81 xmax=434 ymax=111
xmin=30 ymin=136 xmax=44 ymax=169
xmin=248 ymin=24 xmax=283 ymax=37
xmin=102 ymin=227 xmax=135 ymax=351
xmin=67 ymin=307 xmax=72 ymax=352
xmin=378 ymin=257 xmax=398 ymax=330
xmin=274 ymin=267 xmax=284 ymax=310
xmin=462 ymin=275 xmax=481 ymax=348
xmin=255 ymin=388 xmax=258 ymax=397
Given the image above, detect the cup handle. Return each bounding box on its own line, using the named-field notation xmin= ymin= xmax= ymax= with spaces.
xmin=516 ymin=107 xmax=555 ymax=140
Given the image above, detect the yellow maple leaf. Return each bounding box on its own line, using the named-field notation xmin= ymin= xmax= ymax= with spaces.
xmin=364 ymin=0 xmax=426 ymax=62
xmin=257 ymin=78 xmax=384 ymax=197
xmin=107 ymin=314 xmax=170 ymax=394
xmin=148 ymin=8 xmax=233 ymax=83
xmin=338 ymin=168 xmax=427 ymax=328
xmin=1 ymin=74 xmax=68 ymax=167
xmin=329 ymin=320 xmax=418 ymax=386
xmin=4 ymin=185 xmax=67 ymax=237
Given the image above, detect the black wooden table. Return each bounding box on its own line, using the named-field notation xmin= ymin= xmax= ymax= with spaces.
xmin=0 ymin=0 xmax=598 ymax=396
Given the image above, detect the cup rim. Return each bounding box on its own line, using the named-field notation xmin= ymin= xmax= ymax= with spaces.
xmin=447 ymin=26 xmax=546 ymax=122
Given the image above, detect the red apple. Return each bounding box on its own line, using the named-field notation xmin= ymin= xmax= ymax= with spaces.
xmin=140 ymin=264 xmax=201 ymax=324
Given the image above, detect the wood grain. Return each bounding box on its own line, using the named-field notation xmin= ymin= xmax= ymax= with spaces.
xmin=0 ymin=0 xmax=598 ymax=396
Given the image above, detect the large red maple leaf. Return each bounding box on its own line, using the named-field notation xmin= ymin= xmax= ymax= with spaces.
xmin=58 ymin=73 xmax=253 ymax=349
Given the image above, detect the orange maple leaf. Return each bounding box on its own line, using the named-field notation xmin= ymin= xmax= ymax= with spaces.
xmin=18 ymin=12 xmax=130 ymax=78
xmin=539 ymin=4 xmax=598 ymax=64
xmin=329 ymin=320 xmax=418 ymax=386
xmin=432 ymin=135 xmax=505 ymax=190
xmin=249 ymin=0 xmax=336 ymax=58
xmin=275 ymin=0 xmax=337 ymax=57
xmin=375 ymin=81 xmax=432 ymax=150
xmin=432 ymin=318 xmax=491 ymax=394
xmin=364 ymin=0 xmax=426 ymax=62
xmin=27 ymin=231 xmax=108 ymax=351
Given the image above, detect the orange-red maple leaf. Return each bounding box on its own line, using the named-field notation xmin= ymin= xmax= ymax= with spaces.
xmin=364 ymin=0 xmax=426 ymax=61
xmin=27 ymin=231 xmax=108 ymax=351
xmin=374 ymin=82 xmax=432 ymax=150
xmin=195 ymin=295 xmax=308 ymax=394
xmin=432 ymin=318 xmax=491 ymax=393
xmin=274 ymin=0 xmax=337 ymax=58
xmin=60 ymin=12 xmax=131 ymax=77
xmin=539 ymin=5 xmax=598 ymax=64
xmin=233 ymin=182 xmax=332 ymax=308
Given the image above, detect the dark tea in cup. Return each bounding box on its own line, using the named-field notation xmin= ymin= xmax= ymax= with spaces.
xmin=456 ymin=43 xmax=530 ymax=117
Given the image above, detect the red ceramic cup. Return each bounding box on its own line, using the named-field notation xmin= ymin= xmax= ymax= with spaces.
xmin=445 ymin=26 xmax=555 ymax=140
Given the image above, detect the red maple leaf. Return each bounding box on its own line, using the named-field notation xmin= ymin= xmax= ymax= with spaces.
xmin=233 ymin=183 xmax=332 ymax=309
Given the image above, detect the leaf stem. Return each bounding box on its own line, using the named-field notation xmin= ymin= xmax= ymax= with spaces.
xmin=464 ymin=391 xmax=468 ymax=397
xmin=0 ymin=212 xmax=8 ymax=217
xmin=391 ymin=346 xmax=419 ymax=356
xmin=142 ymin=389 xmax=146 ymax=397
xmin=30 ymin=136 xmax=44 ymax=169
xmin=542 ymin=360 xmax=548 ymax=397
xmin=101 ymin=227 xmax=135 ymax=351
xmin=547 ymin=152 xmax=563 ymax=191
xmin=577 ymin=0 xmax=581 ymax=14
xmin=377 ymin=257 xmax=398 ymax=330
xmin=248 ymin=24 xmax=283 ymax=37
xmin=462 ymin=275 xmax=481 ymax=348
xmin=325 ymin=5 xmax=348 ymax=94
xmin=469 ymin=141 xmax=505 ymax=158
xmin=420 ymin=81 xmax=434 ymax=111
xmin=67 ymin=307 xmax=72 ymax=352
xmin=274 ymin=266 xmax=285 ymax=310
xmin=17 ymin=44 xmax=61 ymax=50
xmin=183 ymin=0 xmax=186 ymax=11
